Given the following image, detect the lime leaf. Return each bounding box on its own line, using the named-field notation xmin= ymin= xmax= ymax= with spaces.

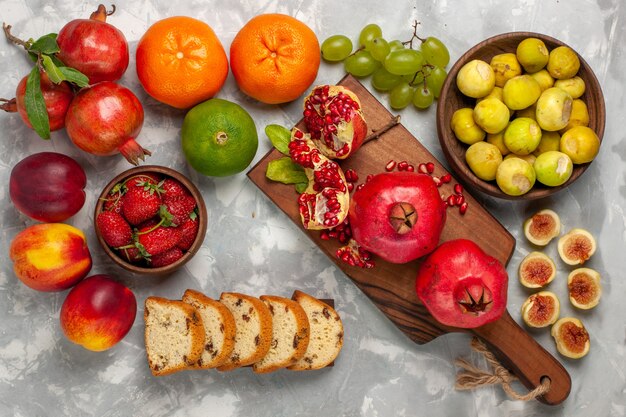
xmin=265 ymin=124 xmax=292 ymax=155
xmin=266 ymin=157 xmax=308 ymax=184
xmin=24 ymin=67 xmax=50 ymax=140
xmin=295 ymin=182 xmax=308 ymax=193
xmin=29 ymin=33 xmax=60 ymax=55
xmin=58 ymin=66 xmax=89 ymax=88
xmin=42 ymin=55 xmax=65 ymax=84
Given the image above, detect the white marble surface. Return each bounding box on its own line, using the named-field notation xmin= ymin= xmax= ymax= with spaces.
xmin=1 ymin=0 xmax=625 ymax=416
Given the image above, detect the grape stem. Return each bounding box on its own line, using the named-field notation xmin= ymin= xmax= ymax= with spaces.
xmin=363 ymin=115 xmax=401 ymax=143
xmin=407 ymin=64 xmax=435 ymax=87
xmin=346 ymin=46 xmax=365 ymax=58
xmin=402 ymin=20 xmax=424 ymax=49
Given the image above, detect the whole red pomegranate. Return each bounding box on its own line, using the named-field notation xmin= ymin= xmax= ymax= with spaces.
xmin=1 ymin=72 xmax=73 ymax=132
xmin=289 ymin=128 xmax=349 ymax=229
xmin=65 ymin=82 xmax=150 ymax=165
xmin=303 ymin=85 xmax=367 ymax=159
xmin=348 ymin=172 xmax=446 ymax=264
xmin=415 ymin=239 xmax=508 ymax=328
xmin=57 ymin=4 xmax=129 ymax=84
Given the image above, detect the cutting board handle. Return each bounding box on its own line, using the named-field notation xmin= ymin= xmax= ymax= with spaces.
xmin=471 ymin=310 xmax=571 ymax=405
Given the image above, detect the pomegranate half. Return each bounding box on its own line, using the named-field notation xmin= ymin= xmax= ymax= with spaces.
xmin=348 ymin=172 xmax=446 ymax=264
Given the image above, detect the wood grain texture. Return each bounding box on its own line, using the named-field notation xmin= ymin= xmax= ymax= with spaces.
xmin=436 ymin=31 xmax=606 ymax=200
xmin=247 ymin=75 xmax=570 ymax=404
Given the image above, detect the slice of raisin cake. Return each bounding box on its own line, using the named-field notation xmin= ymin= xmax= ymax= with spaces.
xmin=144 ymin=297 xmax=205 ymax=376
xmin=217 ymin=293 xmax=273 ymax=371
xmin=182 ymin=289 xmax=237 ymax=369
xmin=288 ymin=290 xmax=344 ymax=371
xmin=253 ymin=295 xmax=310 ymax=373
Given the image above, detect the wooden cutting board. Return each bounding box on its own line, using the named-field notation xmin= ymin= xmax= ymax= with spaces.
xmin=247 ymin=75 xmax=570 ymax=405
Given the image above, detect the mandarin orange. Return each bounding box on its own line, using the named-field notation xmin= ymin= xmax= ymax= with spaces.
xmin=136 ymin=16 xmax=228 ymax=109
xmin=230 ymin=14 xmax=320 ymax=104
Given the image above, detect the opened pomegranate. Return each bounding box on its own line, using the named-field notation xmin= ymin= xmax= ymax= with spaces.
xmin=289 ymin=128 xmax=349 ymax=229
xmin=1 ymin=71 xmax=73 ymax=132
xmin=416 ymin=239 xmax=508 ymax=328
xmin=65 ymin=82 xmax=150 ymax=165
xmin=348 ymin=172 xmax=446 ymax=264
xmin=57 ymin=4 xmax=129 ymax=84
xmin=303 ymin=85 xmax=367 ymax=159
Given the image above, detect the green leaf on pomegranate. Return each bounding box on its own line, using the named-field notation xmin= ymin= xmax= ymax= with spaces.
xmin=265 ymin=124 xmax=292 ymax=155
xmin=41 ymin=55 xmax=65 ymax=84
xmin=57 ymin=67 xmax=89 ymax=88
xmin=295 ymin=182 xmax=308 ymax=194
xmin=24 ymin=67 xmax=50 ymax=140
xmin=29 ymin=33 xmax=60 ymax=55
xmin=266 ymin=157 xmax=308 ymax=185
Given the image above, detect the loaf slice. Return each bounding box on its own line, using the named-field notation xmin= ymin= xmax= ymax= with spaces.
xmin=217 ymin=293 xmax=273 ymax=371
xmin=182 ymin=289 xmax=237 ymax=369
xmin=144 ymin=297 xmax=205 ymax=376
xmin=253 ymin=295 xmax=310 ymax=373
xmin=288 ymin=290 xmax=344 ymax=371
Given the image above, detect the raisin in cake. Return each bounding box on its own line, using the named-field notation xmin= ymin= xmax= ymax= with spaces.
xmin=182 ymin=289 xmax=237 ymax=369
xmin=217 ymin=293 xmax=273 ymax=371
xmin=288 ymin=290 xmax=344 ymax=371
xmin=253 ymin=295 xmax=310 ymax=373
xmin=144 ymin=297 xmax=205 ymax=376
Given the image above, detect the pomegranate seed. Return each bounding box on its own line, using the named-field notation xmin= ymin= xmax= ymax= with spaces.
xmin=406 ymin=164 xmax=415 ymax=172
xmin=432 ymin=176 xmax=442 ymax=187
xmin=345 ymin=169 xmax=358 ymax=183
xmin=418 ymin=163 xmax=428 ymax=174
xmin=441 ymin=174 xmax=452 ymax=183
xmin=320 ymin=231 xmax=330 ymax=240
xmin=456 ymin=195 xmax=465 ymax=206
xmin=397 ymin=161 xmax=408 ymax=171
xmin=356 ymin=183 xmax=366 ymax=192
xmin=446 ymin=195 xmax=456 ymax=206
xmin=328 ymin=231 xmax=338 ymax=238
xmin=454 ymin=184 xmax=464 ymax=195
xmin=460 ymin=202 xmax=468 ymax=215
xmin=385 ymin=160 xmax=397 ymax=171
xmin=339 ymin=232 xmax=348 ymax=244
xmin=426 ymin=162 xmax=435 ymax=174
xmin=366 ymin=174 xmax=374 ymax=182
xmin=348 ymin=183 xmax=354 ymax=192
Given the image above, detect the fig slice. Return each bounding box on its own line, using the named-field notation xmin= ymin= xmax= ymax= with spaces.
xmin=518 ymin=251 xmax=556 ymax=288
xmin=523 ymin=209 xmax=561 ymax=246
xmin=568 ymin=268 xmax=602 ymax=309
xmin=551 ymin=317 xmax=590 ymax=359
xmin=521 ymin=291 xmax=560 ymax=328
xmin=557 ymin=228 xmax=596 ymax=265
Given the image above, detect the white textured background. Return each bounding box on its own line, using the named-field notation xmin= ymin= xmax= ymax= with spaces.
xmin=0 ymin=0 xmax=625 ymax=416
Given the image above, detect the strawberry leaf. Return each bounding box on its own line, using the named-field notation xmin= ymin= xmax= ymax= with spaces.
xmin=159 ymin=205 xmax=176 ymax=227
xmin=24 ymin=67 xmax=50 ymax=140
xmin=189 ymin=209 xmax=198 ymax=221
xmin=265 ymin=124 xmax=292 ymax=155
xmin=134 ymin=241 xmax=151 ymax=259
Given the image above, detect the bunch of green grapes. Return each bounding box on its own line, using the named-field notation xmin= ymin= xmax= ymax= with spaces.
xmin=320 ymin=22 xmax=451 ymax=111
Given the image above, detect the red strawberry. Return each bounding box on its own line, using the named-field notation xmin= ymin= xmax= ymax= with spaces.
xmin=162 ymin=178 xmax=190 ymax=199
xmin=150 ymin=247 xmax=184 ymax=267
xmin=165 ymin=194 xmax=197 ymax=225
xmin=177 ymin=217 xmax=200 ymax=251
xmin=103 ymin=191 xmax=124 ymax=213
xmin=126 ymin=173 xmax=161 ymax=190
xmin=136 ymin=223 xmax=182 ymax=257
xmin=96 ymin=211 xmax=132 ymax=247
xmin=117 ymin=246 xmax=143 ymax=263
xmin=122 ymin=181 xmax=164 ymax=225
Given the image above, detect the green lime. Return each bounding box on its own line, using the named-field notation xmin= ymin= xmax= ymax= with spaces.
xmin=181 ymin=98 xmax=258 ymax=177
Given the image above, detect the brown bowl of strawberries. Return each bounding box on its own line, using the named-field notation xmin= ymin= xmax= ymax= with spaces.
xmin=94 ymin=166 xmax=207 ymax=275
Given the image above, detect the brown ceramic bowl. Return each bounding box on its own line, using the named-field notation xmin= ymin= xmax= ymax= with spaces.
xmin=94 ymin=165 xmax=207 ymax=275
xmin=436 ymin=32 xmax=605 ymax=200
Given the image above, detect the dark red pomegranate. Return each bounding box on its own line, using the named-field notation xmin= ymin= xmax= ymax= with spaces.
xmin=10 ymin=152 xmax=86 ymax=222
xmin=289 ymin=128 xmax=349 ymax=229
xmin=303 ymin=85 xmax=367 ymax=159
xmin=416 ymin=239 xmax=508 ymax=328
xmin=1 ymin=72 xmax=73 ymax=132
xmin=65 ymin=82 xmax=150 ymax=165
xmin=57 ymin=4 xmax=129 ymax=84
xmin=348 ymin=171 xmax=446 ymax=264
